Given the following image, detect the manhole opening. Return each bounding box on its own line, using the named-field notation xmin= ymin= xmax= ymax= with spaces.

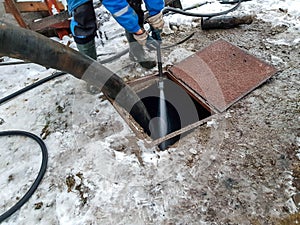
xmin=124 ymin=39 xmax=278 ymax=149
xmin=129 ymin=72 xmax=214 ymax=150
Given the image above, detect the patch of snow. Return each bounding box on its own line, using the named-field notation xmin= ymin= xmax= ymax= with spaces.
xmin=164 ymin=47 xmax=193 ymax=65
xmin=271 ymin=55 xmax=284 ymax=66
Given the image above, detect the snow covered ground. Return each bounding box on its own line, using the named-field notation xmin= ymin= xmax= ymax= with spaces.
xmin=0 ymin=0 xmax=299 ymax=224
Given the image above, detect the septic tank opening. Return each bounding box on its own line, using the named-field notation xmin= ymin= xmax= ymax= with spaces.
xmin=125 ymin=39 xmax=277 ymax=150
xmin=130 ymin=73 xmax=212 ymax=150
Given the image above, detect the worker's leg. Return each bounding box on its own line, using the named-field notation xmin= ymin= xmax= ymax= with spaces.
xmin=125 ymin=0 xmax=156 ymax=69
xmin=70 ymin=1 xmax=97 ymax=59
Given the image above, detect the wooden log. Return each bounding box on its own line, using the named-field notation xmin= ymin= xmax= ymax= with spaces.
xmin=29 ymin=10 xmax=69 ymax=31
xmin=201 ymin=15 xmax=253 ymax=30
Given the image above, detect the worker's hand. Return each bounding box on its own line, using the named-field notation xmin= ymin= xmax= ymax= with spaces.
xmin=147 ymin=12 xmax=164 ymax=30
xmin=133 ymin=29 xmax=159 ymax=50
xmin=133 ymin=29 xmax=148 ymax=46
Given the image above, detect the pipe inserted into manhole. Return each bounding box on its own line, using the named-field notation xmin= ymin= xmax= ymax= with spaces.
xmin=0 ymin=21 xmax=151 ymax=132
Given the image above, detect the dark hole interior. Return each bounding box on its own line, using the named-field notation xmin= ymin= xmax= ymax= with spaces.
xmin=131 ymin=77 xmax=212 ymax=150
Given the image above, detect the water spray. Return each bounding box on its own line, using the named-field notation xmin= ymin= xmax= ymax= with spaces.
xmin=156 ymin=42 xmax=168 ymax=150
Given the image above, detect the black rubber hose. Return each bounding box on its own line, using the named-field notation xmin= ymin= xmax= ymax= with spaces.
xmin=163 ymin=2 xmax=210 ymax=16
xmin=0 ymin=30 xmax=192 ymax=109
xmin=0 ymin=71 xmax=66 ymax=106
xmin=0 ymin=31 xmax=194 ymax=106
xmin=0 ymin=21 xmax=151 ymax=133
xmin=0 ymin=130 xmax=48 ymax=223
xmin=163 ymin=0 xmax=242 ymax=18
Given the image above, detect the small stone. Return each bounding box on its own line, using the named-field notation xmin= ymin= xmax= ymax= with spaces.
xmin=278 ymin=8 xmax=288 ymax=13
xmin=189 ymin=148 xmax=197 ymax=155
xmin=34 ymin=202 xmax=43 ymax=210
xmin=66 ymin=174 xmax=75 ymax=192
xmin=210 ymin=155 xmax=216 ymax=161
xmin=207 ymin=119 xmax=217 ymax=128
xmin=8 ymin=174 xmax=14 ymax=182
xmin=293 ymin=193 xmax=300 ymax=208
xmin=294 ymin=178 xmax=300 ymax=190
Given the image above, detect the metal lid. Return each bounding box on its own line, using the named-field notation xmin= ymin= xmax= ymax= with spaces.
xmin=169 ymin=39 xmax=277 ymax=112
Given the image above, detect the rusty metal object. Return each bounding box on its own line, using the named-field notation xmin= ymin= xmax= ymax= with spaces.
xmin=4 ymin=0 xmax=69 ymax=38
xmin=201 ymin=15 xmax=253 ymax=30
xmin=4 ymin=1 xmax=65 ymax=13
xmin=4 ymin=0 xmax=28 ymax=28
xmin=0 ymin=21 xmax=150 ymax=132
xmin=44 ymin=0 xmax=69 ymax=39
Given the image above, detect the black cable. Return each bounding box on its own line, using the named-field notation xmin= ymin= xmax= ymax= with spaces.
xmin=0 ymin=130 xmax=48 ymax=223
xmin=0 ymin=61 xmax=31 ymax=66
xmin=163 ymin=0 xmax=242 ymax=18
xmin=163 ymin=2 xmax=211 ymax=16
xmin=0 ymin=71 xmax=66 ymax=106
xmin=219 ymin=0 xmax=252 ymax=4
xmin=96 ymin=52 xmax=117 ymax=57
xmin=182 ymin=2 xmax=210 ymax=11
xmin=161 ymin=32 xmax=195 ymax=50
